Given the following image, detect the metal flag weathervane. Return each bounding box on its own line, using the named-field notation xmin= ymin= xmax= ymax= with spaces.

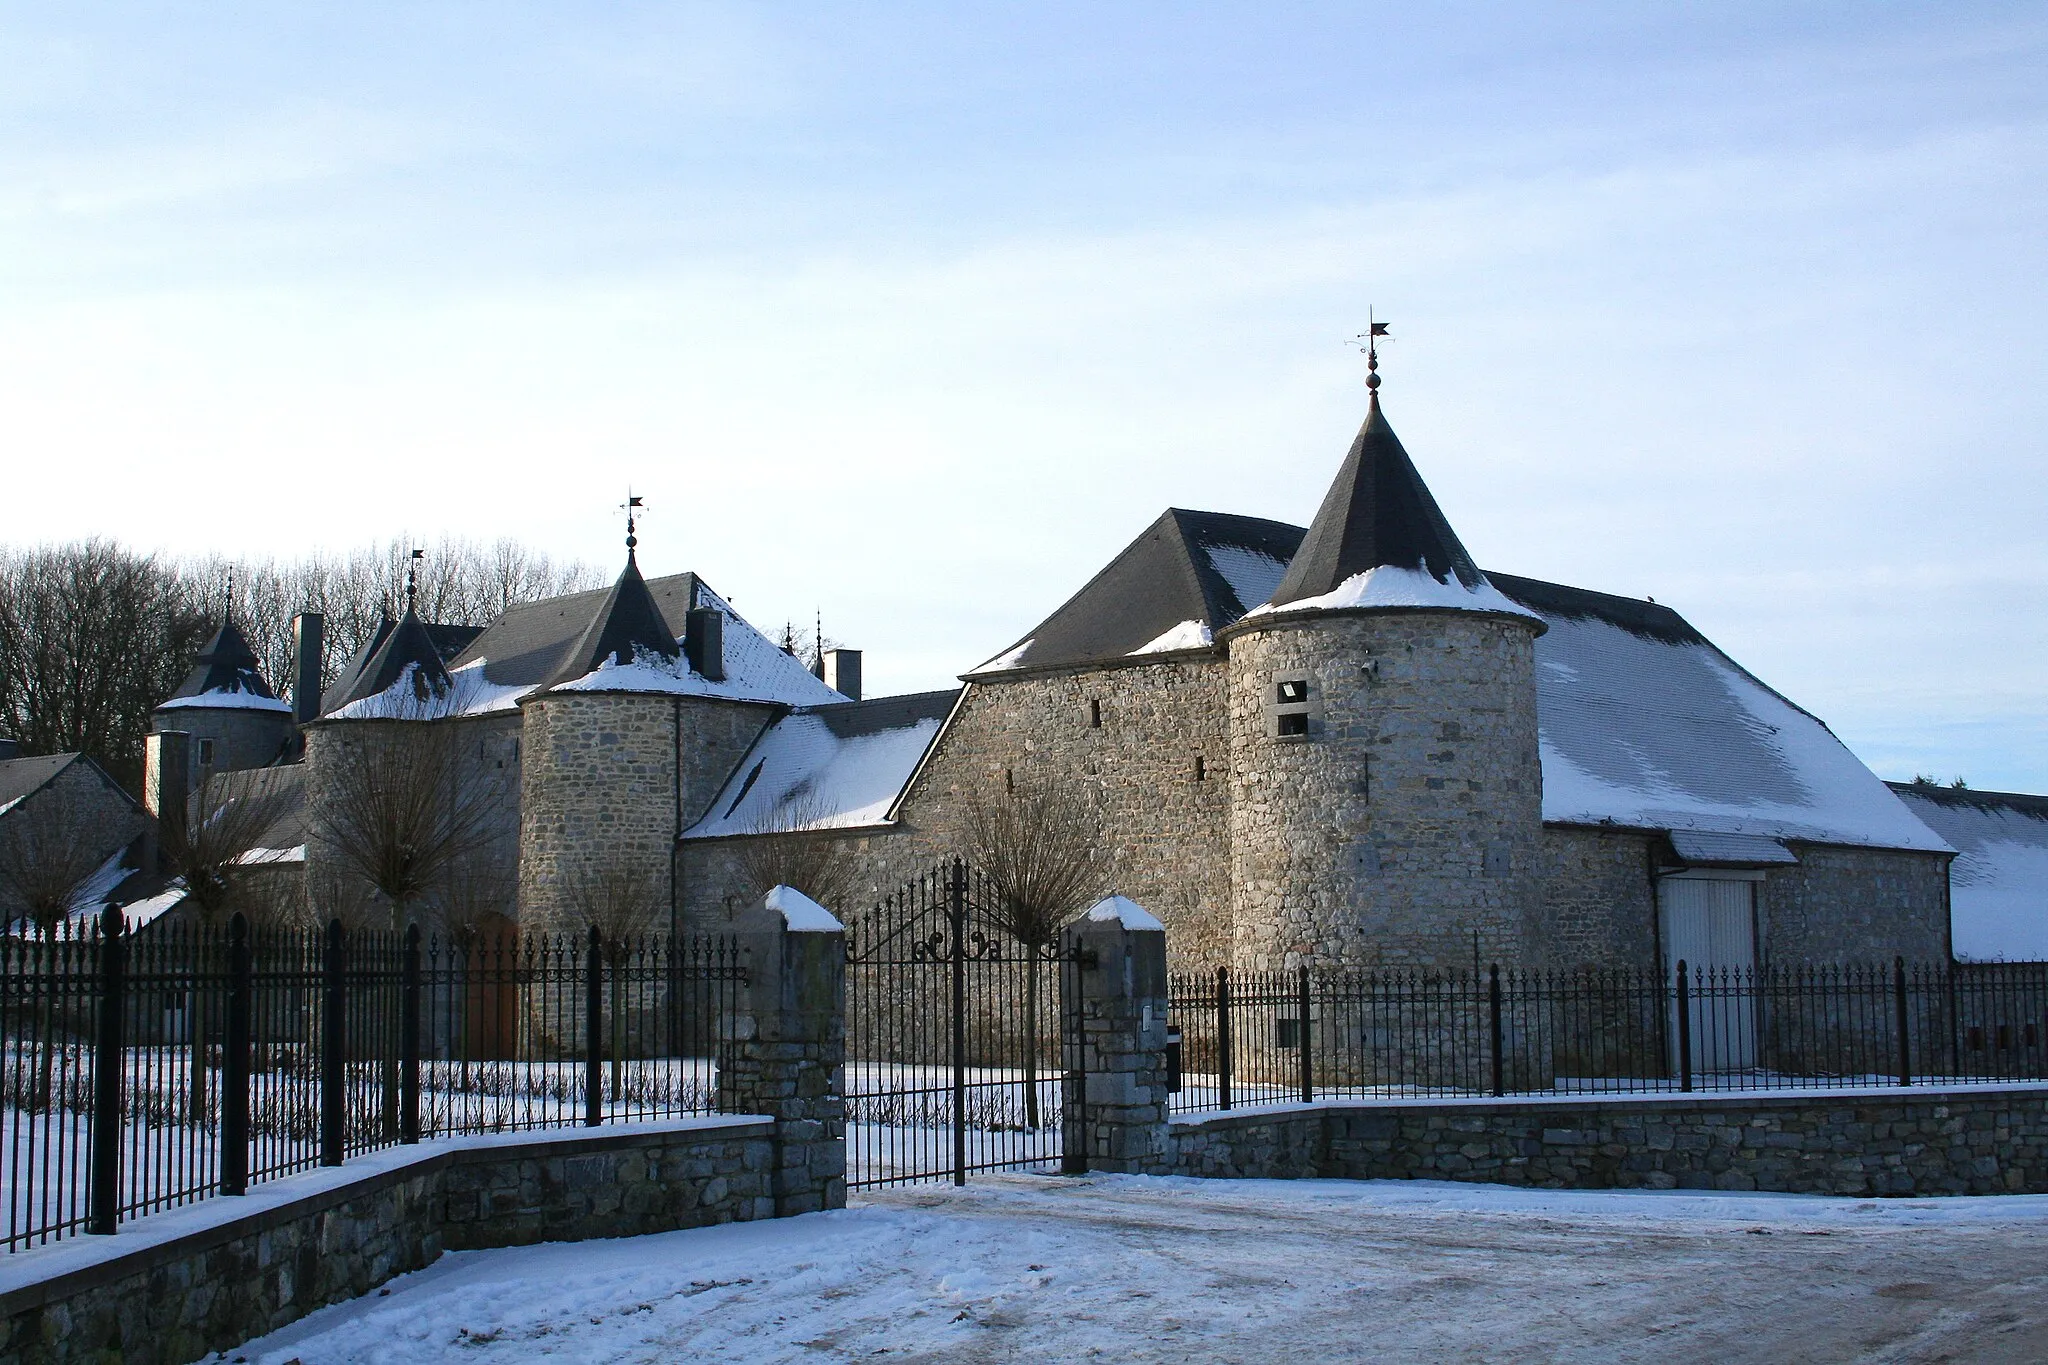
xmin=405 ymin=547 xmax=424 ymax=611
xmin=621 ymin=491 xmax=645 ymax=556
xmin=1353 ymin=309 xmax=1392 ymax=400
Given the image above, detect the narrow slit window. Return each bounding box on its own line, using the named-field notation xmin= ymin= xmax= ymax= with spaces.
xmin=1089 ymin=698 xmax=1102 ymax=728
xmin=1193 ymin=755 xmax=1207 ymax=782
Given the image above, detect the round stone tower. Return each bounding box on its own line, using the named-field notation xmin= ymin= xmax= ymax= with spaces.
xmin=1220 ymin=377 xmax=1545 ymax=972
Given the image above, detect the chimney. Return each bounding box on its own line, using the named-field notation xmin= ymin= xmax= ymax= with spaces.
xmin=145 ymin=730 xmax=191 ymax=864
xmin=822 ymin=648 xmax=862 ymax=701
xmin=292 ymin=612 xmax=325 ymax=724
xmin=0 ymin=736 xmax=17 ymax=761
xmin=684 ymin=607 xmax=725 ymax=682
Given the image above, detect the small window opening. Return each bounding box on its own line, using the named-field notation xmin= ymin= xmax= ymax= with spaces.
xmin=1193 ymin=755 xmax=1206 ymax=782
xmin=1004 ymin=768 xmax=1015 ymax=793
xmin=197 ymin=738 xmax=216 ymax=766
xmin=1276 ymin=1018 xmax=1302 ymax=1049
xmin=1276 ymin=713 xmax=1309 ymax=738
xmin=1089 ymin=698 xmax=1102 ymax=728
xmin=1276 ymin=679 xmax=1308 ymax=704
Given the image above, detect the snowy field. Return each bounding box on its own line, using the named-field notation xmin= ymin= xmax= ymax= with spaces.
xmin=220 ymin=1174 xmax=2048 ymax=1363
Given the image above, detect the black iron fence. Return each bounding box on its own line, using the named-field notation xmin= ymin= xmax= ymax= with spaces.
xmin=1168 ymin=959 xmax=2048 ymax=1115
xmin=2 ymin=908 xmax=744 ymax=1253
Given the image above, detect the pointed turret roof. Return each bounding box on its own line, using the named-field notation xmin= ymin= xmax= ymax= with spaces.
xmin=545 ymin=551 xmax=680 ymax=687
xmin=158 ymin=613 xmax=291 ymax=711
xmin=1266 ymin=396 xmax=1485 ymax=609
xmin=331 ymin=607 xmax=452 ymax=709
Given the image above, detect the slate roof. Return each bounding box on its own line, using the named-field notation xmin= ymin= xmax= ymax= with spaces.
xmin=544 ymin=554 xmax=680 ymax=687
xmin=685 ymin=689 xmax=962 ymax=838
xmin=158 ymin=616 xmax=289 ymax=712
xmin=1889 ymin=784 xmax=2048 ymax=961
xmin=320 ymin=618 xmax=482 ymax=716
xmin=1268 ymin=397 xmax=1485 ymax=607
xmin=327 ymin=608 xmax=452 ymax=710
xmin=970 ymin=510 xmax=1302 ymax=675
xmin=0 ymin=753 xmax=80 ymax=815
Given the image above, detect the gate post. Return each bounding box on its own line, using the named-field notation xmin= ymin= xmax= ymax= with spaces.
xmin=719 ymin=885 xmax=847 ymax=1217
xmin=1061 ymin=896 xmax=1172 ymax=1176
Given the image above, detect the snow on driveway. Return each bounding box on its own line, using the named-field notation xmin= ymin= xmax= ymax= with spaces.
xmin=223 ymin=1175 xmax=2048 ymax=1363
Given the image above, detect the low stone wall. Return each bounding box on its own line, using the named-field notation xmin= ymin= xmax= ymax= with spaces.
xmin=1168 ymin=1084 xmax=2048 ymax=1196
xmin=0 ymin=1116 xmax=773 ymax=1365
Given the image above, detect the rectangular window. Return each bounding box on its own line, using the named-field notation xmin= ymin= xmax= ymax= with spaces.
xmin=1089 ymin=698 xmax=1102 ymax=728
xmin=1193 ymin=755 xmax=1207 ymax=782
xmin=1275 ymin=1017 xmax=1302 ymax=1049
xmin=1276 ymin=713 xmax=1308 ymax=737
xmin=1277 ymin=680 xmax=1308 ymax=704
xmin=197 ymin=738 xmax=215 ymax=766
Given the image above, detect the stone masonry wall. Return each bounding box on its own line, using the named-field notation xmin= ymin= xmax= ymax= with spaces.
xmin=0 ymin=761 xmax=146 ymax=925
xmin=1168 ymin=1087 xmax=2048 ymax=1197
xmin=1762 ymin=844 xmax=1952 ymax=963
xmin=0 ymin=1120 xmax=775 ymax=1365
xmin=1225 ymin=610 xmax=1544 ymax=972
xmin=1536 ymin=825 xmax=1658 ymax=969
xmin=519 ymin=692 xmax=773 ymax=932
xmin=151 ymin=706 xmax=295 ymax=781
xmin=683 ymin=659 xmax=1236 ymax=963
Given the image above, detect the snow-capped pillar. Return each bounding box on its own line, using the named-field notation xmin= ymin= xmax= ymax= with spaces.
xmin=718 ymin=885 xmax=848 ymax=1217
xmin=1063 ymin=896 xmax=1173 ymax=1175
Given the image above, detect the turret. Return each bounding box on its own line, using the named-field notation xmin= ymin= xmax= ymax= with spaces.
xmin=1218 ymin=354 xmax=1545 ymax=971
xmin=151 ymin=610 xmax=295 ymax=784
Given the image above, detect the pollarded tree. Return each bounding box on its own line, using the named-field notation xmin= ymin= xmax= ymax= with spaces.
xmin=961 ymin=781 xmax=1103 ymax=1129
xmin=733 ymin=794 xmax=859 ymax=918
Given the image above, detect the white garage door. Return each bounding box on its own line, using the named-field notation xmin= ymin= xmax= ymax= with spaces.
xmin=1660 ymin=877 xmax=1758 ymax=1073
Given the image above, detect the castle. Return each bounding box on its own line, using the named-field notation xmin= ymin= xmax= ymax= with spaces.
xmin=141 ymin=371 xmax=1965 ymax=974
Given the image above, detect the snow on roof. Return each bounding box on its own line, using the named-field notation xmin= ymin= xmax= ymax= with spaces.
xmin=685 ymin=690 xmax=958 ymax=839
xmin=1129 ymin=620 xmax=1213 ymax=655
xmin=1201 ymin=542 xmax=1290 ymax=617
xmin=1240 ymin=563 xmax=1542 ymax=624
xmin=6 ymin=849 xmax=141 ymax=935
xmin=117 ymin=880 xmax=188 ymax=931
xmin=155 ymin=684 xmax=292 ymax=713
xmin=970 ymin=639 xmax=1035 ymax=675
xmin=1889 ymin=786 xmax=2048 ymax=961
xmin=765 ymin=884 xmax=845 ymax=932
xmin=1085 ymin=895 xmax=1165 ymax=931
xmin=1494 ymin=575 xmax=1951 ymax=853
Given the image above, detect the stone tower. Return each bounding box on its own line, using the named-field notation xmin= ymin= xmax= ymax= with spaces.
xmin=151 ymin=610 xmax=296 ymax=781
xmin=1218 ymin=379 xmax=1546 ymax=971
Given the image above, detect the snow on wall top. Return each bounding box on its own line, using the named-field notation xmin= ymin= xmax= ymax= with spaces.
xmin=685 ymin=689 xmax=959 ymax=839
xmin=1085 ymin=895 xmax=1165 ymax=931
xmin=765 ymin=884 xmax=845 ymax=932
xmin=1490 ymin=574 xmax=1950 ymax=854
xmin=1890 ymin=786 xmax=2048 ymax=961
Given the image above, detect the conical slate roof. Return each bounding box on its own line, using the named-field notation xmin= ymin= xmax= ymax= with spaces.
xmin=1266 ymin=397 xmax=1485 ymax=609
xmin=332 ymin=607 xmax=452 ymax=708
xmin=545 ymin=552 xmax=680 ymax=687
xmin=161 ymin=614 xmax=285 ymax=707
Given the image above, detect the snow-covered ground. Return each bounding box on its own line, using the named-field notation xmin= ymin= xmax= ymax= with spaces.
xmin=222 ymin=1174 xmax=2048 ymax=1363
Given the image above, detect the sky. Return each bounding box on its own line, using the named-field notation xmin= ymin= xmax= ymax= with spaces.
xmin=2 ymin=3 xmax=2044 ymax=790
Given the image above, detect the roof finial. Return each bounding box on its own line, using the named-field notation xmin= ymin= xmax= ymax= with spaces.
xmin=621 ymin=490 xmax=644 ymax=560
xmin=1354 ymin=309 xmax=1391 ymax=407
xmin=224 ymin=568 xmax=235 ymax=623
xmin=406 ymin=547 xmax=423 ymax=614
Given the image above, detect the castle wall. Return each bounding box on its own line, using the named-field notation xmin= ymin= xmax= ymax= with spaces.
xmin=680 ymin=658 xmax=1236 ymax=964
xmin=1536 ymin=825 xmax=1659 ymax=968
xmin=519 ymin=693 xmax=772 ymax=933
xmin=1760 ymin=844 xmax=1952 ymax=964
xmin=1225 ymin=610 xmax=1544 ymax=972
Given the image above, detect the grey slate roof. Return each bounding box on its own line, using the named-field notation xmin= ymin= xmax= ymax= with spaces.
xmin=163 ymin=616 xmax=279 ymax=704
xmin=0 ymin=753 xmax=79 ymax=812
xmin=971 ymin=510 xmax=1302 ymax=675
xmin=446 ymin=573 xmax=706 ymax=690
xmin=328 ymin=609 xmax=452 ymax=710
xmin=1888 ymin=783 xmax=2048 ymax=961
xmin=545 ymin=555 xmax=680 ymax=687
xmin=1268 ymin=397 xmax=1485 ymax=608
xmin=319 ymin=619 xmax=483 ymax=717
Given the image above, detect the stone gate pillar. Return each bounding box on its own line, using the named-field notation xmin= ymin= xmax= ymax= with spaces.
xmin=1064 ymin=896 xmax=1173 ymax=1175
xmin=718 ymin=886 xmax=848 ymax=1215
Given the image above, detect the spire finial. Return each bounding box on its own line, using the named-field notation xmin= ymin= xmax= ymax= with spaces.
xmin=621 ymin=490 xmax=644 ymax=560
xmin=1354 ymin=309 xmax=1391 ymax=407
xmin=406 ymin=547 xmax=423 ymax=613
xmin=224 ymin=568 xmax=235 ymax=622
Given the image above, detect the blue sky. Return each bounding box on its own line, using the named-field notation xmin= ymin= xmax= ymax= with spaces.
xmin=3 ymin=3 xmax=2044 ymax=788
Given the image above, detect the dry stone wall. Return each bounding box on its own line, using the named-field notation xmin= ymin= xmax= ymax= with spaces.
xmin=1224 ymin=610 xmax=1544 ymax=971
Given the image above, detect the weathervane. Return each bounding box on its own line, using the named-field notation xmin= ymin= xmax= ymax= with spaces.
xmin=621 ymin=490 xmax=645 ymax=558
xmin=406 ymin=547 xmax=423 ymax=612
xmin=1352 ymin=309 xmax=1392 ymax=402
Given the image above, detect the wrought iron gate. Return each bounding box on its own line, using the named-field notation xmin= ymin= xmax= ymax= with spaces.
xmin=843 ymin=860 xmax=1081 ymax=1187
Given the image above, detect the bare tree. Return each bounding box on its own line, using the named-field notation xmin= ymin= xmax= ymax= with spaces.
xmin=563 ymin=862 xmax=664 ymax=1095
xmin=961 ymin=782 xmax=1102 ymax=1128
xmin=732 ymin=795 xmax=859 ymax=915
xmin=0 ymin=787 xmax=113 ymax=936
xmin=308 ymin=688 xmax=507 ymax=935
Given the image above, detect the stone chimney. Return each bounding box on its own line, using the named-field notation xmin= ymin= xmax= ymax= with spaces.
xmin=144 ymin=730 xmax=191 ymax=861
xmin=685 ymin=607 xmax=725 ymax=682
xmin=822 ymin=648 xmax=862 ymax=701
xmin=292 ymin=612 xmax=325 ymax=724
